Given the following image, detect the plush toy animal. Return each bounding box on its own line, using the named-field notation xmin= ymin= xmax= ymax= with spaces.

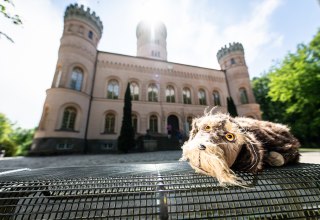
xmin=180 ymin=110 xmax=300 ymax=186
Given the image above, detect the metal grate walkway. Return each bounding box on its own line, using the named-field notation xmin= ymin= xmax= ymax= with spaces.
xmin=0 ymin=162 xmax=319 ymax=219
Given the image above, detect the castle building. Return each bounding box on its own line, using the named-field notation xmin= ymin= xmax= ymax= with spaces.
xmin=31 ymin=4 xmax=261 ymax=154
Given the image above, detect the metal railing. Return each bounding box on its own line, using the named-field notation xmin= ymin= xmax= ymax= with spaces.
xmin=0 ymin=163 xmax=319 ymax=219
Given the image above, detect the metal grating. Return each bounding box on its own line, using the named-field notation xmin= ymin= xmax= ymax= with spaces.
xmin=0 ymin=162 xmax=319 ymax=219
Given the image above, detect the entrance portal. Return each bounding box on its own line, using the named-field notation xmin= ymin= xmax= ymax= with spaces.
xmin=167 ymin=115 xmax=179 ymax=136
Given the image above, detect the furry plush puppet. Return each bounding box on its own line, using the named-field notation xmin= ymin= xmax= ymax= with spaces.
xmin=180 ymin=110 xmax=300 ymax=187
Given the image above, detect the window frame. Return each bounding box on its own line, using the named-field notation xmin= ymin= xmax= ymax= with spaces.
xmin=183 ymin=87 xmax=192 ymax=104
xmin=149 ymin=115 xmax=158 ymax=133
xmin=107 ymin=80 xmax=119 ymax=99
xmin=166 ymin=85 xmax=175 ymax=103
xmin=61 ymin=107 xmax=77 ymax=130
xmin=104 ymin=113 xmax=116 ymax=134
xmin=70 ymin=67 xmax=83 ymax=91
xmin=148 ymin=83 xmax=158 ymax=102
xmin=198 ymin=89 xmax=207 ymax=105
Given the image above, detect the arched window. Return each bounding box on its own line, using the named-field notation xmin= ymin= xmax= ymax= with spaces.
xmin=61 ymin=107 xmax=77 ymax=130
xmin=212 ymin=90 xmax=221 ymax=106
xmin=231 ymin=58 xmax=236 ymax=65
xmin=198 ymin=89 xmax=207 ymax=105
xmin=88 ymin=30 xmax=93 ymax=40
xmin=239 ymin=88 xmax=249 ymax=104
xmin=132 ymin=114 xmax=138 ymax=133
xmin=130 ymin=82 xmax=139 ymax=101
xmin=148 ymin=84 xmax=158 ymax=102
xmin=104 ymin=113 xmax=115 ymax=133
xmin=107 ymin=80 xmax=119 ymax=99
xmin=166 ymin=85 xmax=175 ymax=103
xmin=70 ymin=67 xmax=83 ymax=91
xmin=149 ymin=115 xmax=158 ymax=133
xmin=187 ymin=116 xmax=193 ymax=133
xmin=183 ymin=87 xmax=191 ymax=104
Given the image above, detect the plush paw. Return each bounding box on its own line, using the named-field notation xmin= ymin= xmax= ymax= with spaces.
xmin=266 ymin=151 xmax=285 ymax=166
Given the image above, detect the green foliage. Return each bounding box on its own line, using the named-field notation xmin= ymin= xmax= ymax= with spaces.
xmin=12 ymin=127 xmax=35 ymax=156
xmin=227 ymin=97 xmax=238 ymax=117
xmin=0 ymin=113 xmax=12 ymax=141
xmin=0 ymin=113 xmax=35 ymax=156
xmin=0 ymin=0 xmax=23 ymax=42
xmin=252 ymin=75 xmax=286 ymax=122
xmin=118 ymin=83 xmax=135 ymax=153
xmin=255 ymin=29 xmax=320 ymax=147
xmin=0 ymin=138 xmax=17 ymax=157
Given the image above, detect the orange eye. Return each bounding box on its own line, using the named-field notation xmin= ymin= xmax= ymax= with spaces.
xmin=204 ymin=125 xmax=211 ymax=132
xmin=225 ymin=133 xmax=235 ymax=142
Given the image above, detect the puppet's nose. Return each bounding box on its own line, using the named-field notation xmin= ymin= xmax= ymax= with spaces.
xmin=199 ymin=144 xmax=206 ymax=150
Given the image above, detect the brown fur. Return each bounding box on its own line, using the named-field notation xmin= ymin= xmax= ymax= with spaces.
xmin=180 ymin=110 xmax=300 ymax=186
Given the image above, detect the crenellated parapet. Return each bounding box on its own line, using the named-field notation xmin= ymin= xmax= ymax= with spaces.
xmin=216 ymin=42 xmax=244 ymax=62
xmin=65 ymin=3 xmax=103 ymax=35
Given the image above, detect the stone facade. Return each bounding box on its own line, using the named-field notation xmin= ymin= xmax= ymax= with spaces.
xmin=31 ymin=4 xmax=261 ymax=154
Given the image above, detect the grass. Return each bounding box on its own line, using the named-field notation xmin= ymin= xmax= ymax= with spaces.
xmin=299 ymin=148 xmax=320 ymax=152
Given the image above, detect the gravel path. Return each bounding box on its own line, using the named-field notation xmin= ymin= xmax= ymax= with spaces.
xmin=0 ymin=151 xmax=318 ymax=170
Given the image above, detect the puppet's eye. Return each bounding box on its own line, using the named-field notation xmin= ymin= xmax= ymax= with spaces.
xmin=225 ymin=133 xmax=235 ymax=142
xmin=204 ymin=125 xmax=211 ymax=132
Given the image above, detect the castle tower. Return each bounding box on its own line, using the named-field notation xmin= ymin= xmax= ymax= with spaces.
xmin=136 ymin=20 xmax=167 ymax=61
xmin=31 ymin=4 xmax=103 ymax=154
xmin=217 ymin=42 xmax=261 ymax=118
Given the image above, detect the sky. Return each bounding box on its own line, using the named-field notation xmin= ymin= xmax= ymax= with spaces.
xmin=0 ymin=0 xmax=319 ymax=129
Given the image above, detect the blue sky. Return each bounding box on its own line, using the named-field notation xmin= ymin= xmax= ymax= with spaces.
xmin=0 ymin=0 xmax=319 ymax=129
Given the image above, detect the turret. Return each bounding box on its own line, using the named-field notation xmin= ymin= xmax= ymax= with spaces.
xmin=52 ymin=3 xmax=103 ymax=94
xmin=136 ymin=20 xmax=167 ymax=61
xmin=32 ymin=4 xmax=104 ymax=154
xmin=217 ymin=42 xmax=261 ymax=118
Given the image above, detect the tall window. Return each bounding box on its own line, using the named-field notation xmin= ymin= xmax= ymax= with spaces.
xmin=88 ymin=31 xmax=93 ymax=39
xmin=166 ymin=85 xmax=175 ymax=103
xmin=132 ymin=114 xmax=138 ymax=133
xmin=187 ymin=116 xmax=193 ymax=132
xmin=240 ymin=88 xmax=249 ymax=104
xmin=198 ymin=89 xmax=207 ymax=105
xmin=183 ymin=87 xmax=191 ymax=104
xmin=104 ymin=113 xmax=115 ymax=133
xmin=130 ymin=82 xmax=139 ymax=101
xmin=212 ymin=90 xmax=221 ymax=106
xmin=61 ymin=107 xmax=77 ymax=130
xmin=70 ymin=67 xmax=83 ymax=91
xmin=231 ymin=58 xmax=236 ymax=65
xmin=149 ymin=115 xmax=158 ymax=133
xmin=107 ymin=80 xmax=119 ymax=99
xmin=148 ymin=84 xmax=158 ymax=102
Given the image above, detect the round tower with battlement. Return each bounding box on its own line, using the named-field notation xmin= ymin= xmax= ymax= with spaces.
xmin=217 ymin=42 xmax=261 ymax=119
xmin=136 ymin=20 xmax=167 ymax=61
xmin=31 ymin=4 xmax=103 ymax=154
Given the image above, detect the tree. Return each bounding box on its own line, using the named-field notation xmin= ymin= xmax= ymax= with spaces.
xmin=252 ymin=75 xmax=286 ymax=122
xmin=0 ymin=113 xmax=17 ymax=156
xmin=0 ymin=113 xmax=12 ymax=141
xmin=0 ymin=113 xmax=35 ymax=156
xmin=267 ymin=30 xmax=320 ymax=146
xmin=117 ymin=83 xmax=135 ymax=153
xmin=227 ymin=97 xmax=238 ymax=117
xmin=0 ymin=0 xmax=22 ymax=42
xmin=12 ymin=127 xmax=35 ymax=156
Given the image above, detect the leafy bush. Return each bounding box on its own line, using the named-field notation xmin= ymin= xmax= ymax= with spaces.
xmin=0 ymin=138 xmax=17 ymax=157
